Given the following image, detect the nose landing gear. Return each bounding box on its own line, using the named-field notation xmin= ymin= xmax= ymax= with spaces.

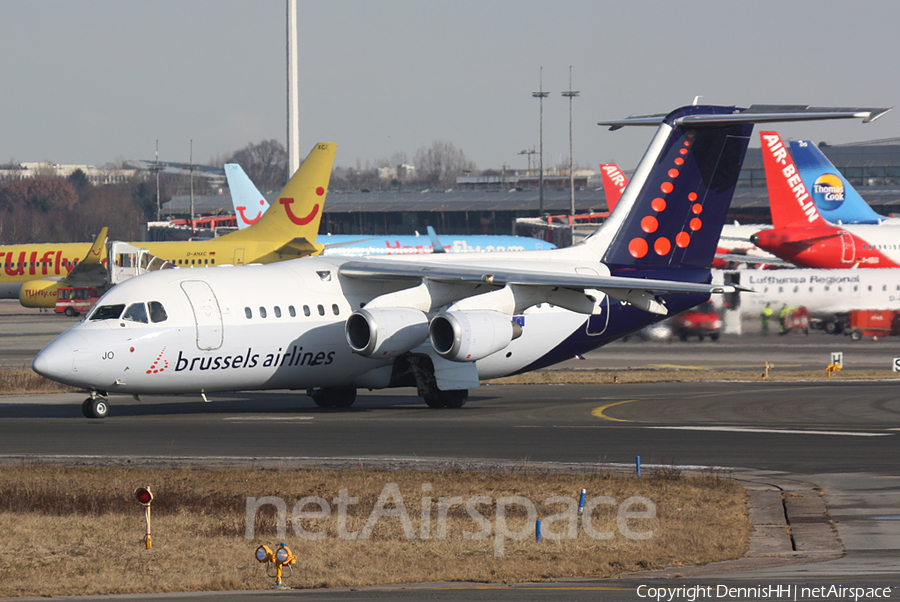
xmin=81 ymin=392 xmax=109 ymax=419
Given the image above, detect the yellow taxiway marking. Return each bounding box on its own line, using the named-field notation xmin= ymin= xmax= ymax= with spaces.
xmin=591 ymin=399 xmax=636 ymax=422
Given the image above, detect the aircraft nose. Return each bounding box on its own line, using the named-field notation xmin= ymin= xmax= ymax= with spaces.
xmin=32 ymin=335 xmax=80 ymax=383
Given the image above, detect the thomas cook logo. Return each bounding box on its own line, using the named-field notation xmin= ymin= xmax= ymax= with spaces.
xmin=812 ymin=173 xmax=845 ymax=211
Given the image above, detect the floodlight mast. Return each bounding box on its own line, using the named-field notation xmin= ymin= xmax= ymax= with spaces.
xmin=532 ymin=67 xmax=549 ymax=215
xmin=561 ymin=66 xmax=580 ymax=219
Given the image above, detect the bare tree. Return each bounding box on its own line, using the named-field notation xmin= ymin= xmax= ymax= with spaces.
xmin=227 ymin=139 xmax=288 ymax=192
xmin=412 ymin=141 xmax=477 ymax=188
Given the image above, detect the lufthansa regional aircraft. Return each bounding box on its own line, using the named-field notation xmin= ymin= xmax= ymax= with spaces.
xmin=752 ymin=132 xmax=900 ymax=268
xmin=32 ymin=104 xmax=887 ymax=418
xmin=0 ymin=144 xmax=335 ymax=308
xmin=225 ymin=162 xmax=556 ymax=254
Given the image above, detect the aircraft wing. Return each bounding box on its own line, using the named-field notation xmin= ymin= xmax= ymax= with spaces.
xmin=66 ymin=227 xmax=110 ymax=287
xmin=339 ymin=259 xmax=741 ymax=315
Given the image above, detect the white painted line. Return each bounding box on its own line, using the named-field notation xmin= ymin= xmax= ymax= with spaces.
xmin=223 ymin=416 xmax=314 ymax=422
xmin=647 ymin=426 xmax=890 ymax=437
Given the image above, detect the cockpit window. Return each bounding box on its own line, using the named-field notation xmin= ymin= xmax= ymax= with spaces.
xmin=90 ymin=304 xmax=125 ymax=321
xmin=149 ymin=301 xmax=167 ymax=323
xmin=123 ymin=302 xmax=149 ymax=324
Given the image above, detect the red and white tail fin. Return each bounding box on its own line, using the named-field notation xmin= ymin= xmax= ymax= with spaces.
xmin=598 ymin=164 xmax=628 ymax=211
xmin=760 ymin=131 xmax=828 ymax=228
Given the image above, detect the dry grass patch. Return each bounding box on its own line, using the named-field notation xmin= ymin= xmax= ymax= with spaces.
xmin=0 ymin=369 xmax=76 ymax=395
xmin=0 ymin=466 xmax=749 ymax=597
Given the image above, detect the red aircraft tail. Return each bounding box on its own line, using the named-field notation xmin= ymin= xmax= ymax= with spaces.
xmin=598 ymin=164 xmax=628 ymax=212
xmin=760 ymin=131 xmax=829 ymax=229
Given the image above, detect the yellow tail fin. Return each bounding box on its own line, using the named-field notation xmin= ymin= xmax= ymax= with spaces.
xmin=225 ymin=142 xmax=336 ymax=245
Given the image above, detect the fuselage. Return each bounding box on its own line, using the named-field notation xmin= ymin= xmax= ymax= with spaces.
xmin=32 ymin=251 xmax=708 ymax=396
xmin=716 ymin=267 xmax=900 ymax=318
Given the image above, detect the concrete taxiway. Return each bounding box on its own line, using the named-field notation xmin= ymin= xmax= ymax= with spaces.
xmin=2 ymin=300 xmax=900 ymax=600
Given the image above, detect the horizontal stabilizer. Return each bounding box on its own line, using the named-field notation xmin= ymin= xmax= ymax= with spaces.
xmin=273 ymin=237 xmax=325 ymax=257
xmin=599 ymin=105 xmax=891 ymax=130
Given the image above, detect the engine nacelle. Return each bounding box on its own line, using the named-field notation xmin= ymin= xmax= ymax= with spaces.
xmin=429 ymin=310 xmax=522 ymax=362
xmin=345 ymin=307 xmax=429 ymax=359
xmin=19 ymin=279 xmax=66 ymax=308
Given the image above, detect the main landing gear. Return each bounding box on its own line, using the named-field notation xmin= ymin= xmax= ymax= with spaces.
xmin=81 ymin=392 xmax=109 ymax=419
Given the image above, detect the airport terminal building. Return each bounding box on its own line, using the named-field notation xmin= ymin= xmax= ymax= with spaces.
xmin=160 ymin=139 xmax=900 ymax=242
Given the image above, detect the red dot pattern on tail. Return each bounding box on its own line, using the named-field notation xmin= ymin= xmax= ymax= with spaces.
xmin=628 ymin=132 xmax=703 ymax=258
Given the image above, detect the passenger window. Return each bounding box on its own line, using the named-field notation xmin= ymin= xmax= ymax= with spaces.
xmin=289 ymin=306 xmax=296 ymax=317
xmin=303 ymin=305 xmax=311 ymax=317
xmin=245 ymin=307 xmax=252 ymax=319
xmin=149 ymin=301 xmax=167 ymax=323
xmin=90 ymin=304 xmax=125 ymax=321
xmin=317 ymin=304 xmax=325 ymax=316
xmin=259 ymin=307 xmax=267 ymax=318
xmin=123 ymin=303 xmax=149 ymax=324
xmin=332 ymin=304 xmax=340 ymax=315
xmin=274 ymin=306 xmax=282 ymax=318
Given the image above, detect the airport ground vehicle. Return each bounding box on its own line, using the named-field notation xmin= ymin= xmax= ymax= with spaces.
xmin=55 ymin=286 xmax=102 ymax=317
xmin=846 ymin=309 xmax=900 ymax=340
xmin=670 ymin=301 xmax=723 ymax=341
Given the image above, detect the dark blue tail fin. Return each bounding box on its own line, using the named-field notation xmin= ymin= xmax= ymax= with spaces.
xmin=589 ymin=104 xmax=889 ymax=271
xmin=594 ymin=106 xmax=752 ymax=270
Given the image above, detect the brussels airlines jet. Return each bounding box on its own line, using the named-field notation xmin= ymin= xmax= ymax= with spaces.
xmin=225 ymin=162 xmax=556 ymax=254
xmin=0 ymin=143 xmax=335 ymax=308
xmin=790 ymin=139 xmax=898 ymax=225
xmin=32 ymin=104 xmax=887 ymax=418
xmin=751 ymin=132 xmax=900 ymax=268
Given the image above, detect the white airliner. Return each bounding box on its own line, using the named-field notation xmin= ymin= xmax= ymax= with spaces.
xmin=32 ymin=103 xmax=887 ymax=418
xmin=718 ymin=267 xmax=900 ymax=329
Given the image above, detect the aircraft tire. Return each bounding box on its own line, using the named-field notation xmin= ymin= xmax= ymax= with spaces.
xmin=81 ymin=398 xmax=92 ymax=418
xmin=424 ymin=389 xmax=467 ymax=409
xmin=310 ymin=387 xmax=356 ymax=408
xmin=330 ymin=388 xmax=357 ymax=408
xmin=86 ymin=398 xmax=109 ymax=419
xmin=442 ymin=389 xmax=468 ymax=409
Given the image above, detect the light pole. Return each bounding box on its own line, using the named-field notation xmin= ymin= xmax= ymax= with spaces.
xmin=518 ymin=148 xmax=536 ymax=172
xmin=532 ymin=67 xmax=549 ymax=215
xmin=561 ymin=66 xmax=580 ymax=219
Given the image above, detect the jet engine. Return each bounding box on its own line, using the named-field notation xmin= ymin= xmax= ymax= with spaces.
xmin=429 ymin=310 xmax=522 ymax=362
xmin=19 ymin=279 xmax=67 ymax=309
xmin=345 ymin=307 xmax=429 ymax=359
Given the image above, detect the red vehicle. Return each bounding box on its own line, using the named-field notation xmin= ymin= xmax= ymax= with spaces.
xmin=55 ymin=286 xmax=102 ymax=317
xmin=670 ymin=301 xmax=723 ymax=341
xmin=847 ymin=310 xmax=900 ymax=340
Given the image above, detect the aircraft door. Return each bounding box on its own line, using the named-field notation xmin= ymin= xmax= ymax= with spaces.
xmin=180 ymin=280 xmax=223 ymax=350
xmin=840 ymin=233 xmax=855 ymax=264
xmin=233 ymin=249 xmax=245 ymax=266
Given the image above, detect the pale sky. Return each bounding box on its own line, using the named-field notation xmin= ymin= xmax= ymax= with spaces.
xmin=2 ymin=0 xmax=899 ymax=173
